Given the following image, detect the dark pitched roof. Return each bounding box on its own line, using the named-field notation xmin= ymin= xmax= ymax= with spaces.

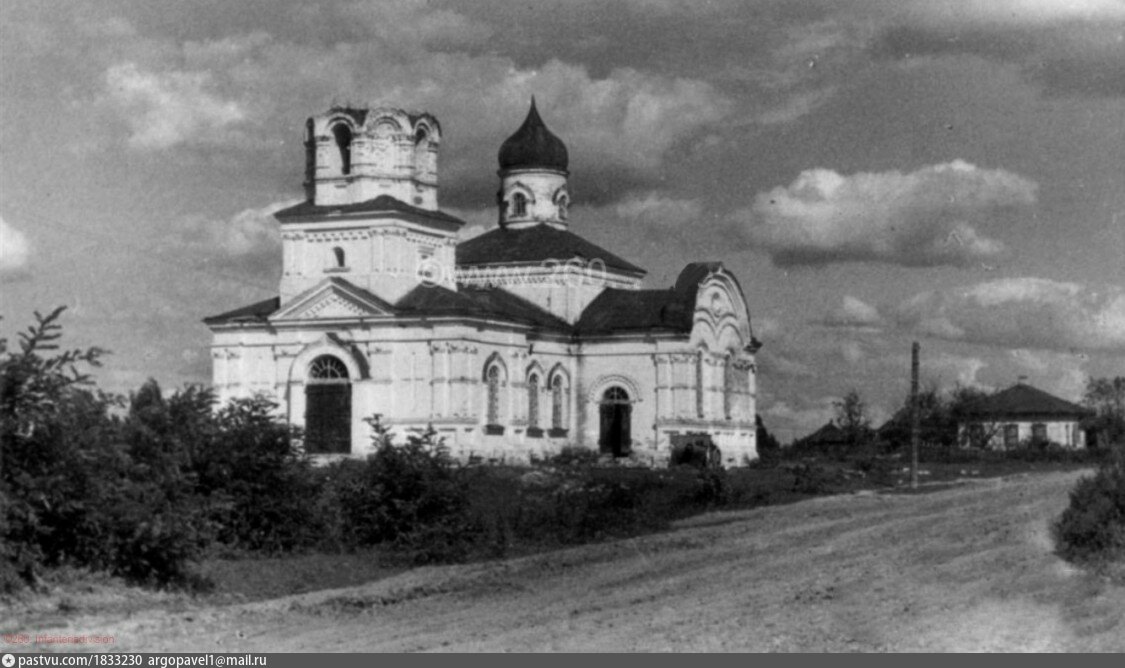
xmin=576 ymin=288 xmax=686 ymax=334
xmin=798 ymin=422 xmax=849 ymax=445
xmin=576 ymin=262 xmax=742 ymax=335
xmin=202 ymin=297 xmax=280 ymax=325
xmin=456 ymin=224 xmax=646 ymax=275
xmin=961 ymin=383 xmax=1091 ymax=419
xmin=498 ymin=98 xmax=568 ymax=172
xmin=396 ymin=284 xmax=571 ymax=331
xmin=274 ymin=195 xmax=465 ymax=230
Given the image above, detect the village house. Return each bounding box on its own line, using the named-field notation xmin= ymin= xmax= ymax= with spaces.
xmin=957 ymin=379 xmax=1092 ymax=449
xmin=204 ymin=101 xmax=762 ymax=466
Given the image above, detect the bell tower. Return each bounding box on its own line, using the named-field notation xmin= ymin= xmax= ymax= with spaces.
xmin=496 ymin=99 xmax=570 ymax=229
xmin=305 ymin=107 xmax=441 ymax=209
xmin=277 ymin=106 xmax=461 ymax=305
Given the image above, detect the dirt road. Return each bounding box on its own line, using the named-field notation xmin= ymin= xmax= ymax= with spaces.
xmin=31 ymin=469 xmax=1125 ymax=651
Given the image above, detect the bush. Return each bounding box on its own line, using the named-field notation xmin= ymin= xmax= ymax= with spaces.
xmin=548 ymin=445 xmax=601 ymax=467
xmin=190 ymin=395 xmax=323 ymax=553
xmin=1054 ymin=454 xmax=1125 ymax=565
xmin=789 ymin=462 xmax=847 ymax=495
xmin=327 ymin=423 xmax=474 ymax=563
xmin=2 ymin=310 xmax=212 ymax=589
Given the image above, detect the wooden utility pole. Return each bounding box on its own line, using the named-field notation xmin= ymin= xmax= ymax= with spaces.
xmin=910 ymin=341 xmax=920 ymax=490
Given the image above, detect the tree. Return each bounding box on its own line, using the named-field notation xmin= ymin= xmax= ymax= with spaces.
xmin=833 ymin=389 xmax=871 ymax=446
xmin=755 ymin=414 xmax=781 ymax=466
xmin=1083 ymin=376 xmax=1125 ymax=450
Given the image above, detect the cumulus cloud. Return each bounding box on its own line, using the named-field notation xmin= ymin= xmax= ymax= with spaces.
xmin=104 ymin=62 xmax=247 ymax=149
xmin=1007 ymin=348 xmax=1090 ymax=400
xmin=178 ymin=199 xmax=298 ymax=284
xmin=898 ymin=0 xmax=1125 ymax=26
xmin=741 ymin=160 xmax=1037 ymax=267
xmin=613 ymin=192 xmax=702 ymax=226
xmin=919 ymin=352 xmax=990 ymax=389
xmin=871 ymin=2 xmax=1125 ymax=97
xmin=895 ymin=277 xmax=1125 ymax=352
xmin=763 ymin=397 xmax=839 ymax=438
xmin=821 ymin=295 xmax=884 ymax=329
xmin=0 ymin=216 xmax=32 ymax=277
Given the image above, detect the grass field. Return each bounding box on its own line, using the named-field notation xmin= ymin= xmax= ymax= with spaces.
xmin=5 ymin=467 xmax=1122 ymax=652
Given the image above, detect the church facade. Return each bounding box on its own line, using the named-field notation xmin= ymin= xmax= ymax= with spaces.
xmin=205 ymin=101 xmax=762 ymax=466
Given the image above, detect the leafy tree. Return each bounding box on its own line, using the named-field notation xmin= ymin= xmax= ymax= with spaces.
xmin=1 ymin=307 xmax=107 ymax=588
xmin=1083 ymin=376 xmax=1125 ymax=450
xmin=834 ymin=389 xmax=872 ymax=446
xmin=755 ymin=414 xmax=781 ymax=466
xmin=2 ymin=309 xmax=214 ymax=589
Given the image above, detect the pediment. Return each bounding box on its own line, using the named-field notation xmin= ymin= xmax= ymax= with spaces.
xmin=271 ymin=280 xmax=394 ymax=322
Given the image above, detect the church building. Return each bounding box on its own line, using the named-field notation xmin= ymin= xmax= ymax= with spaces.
xmin=205 ymin=101 xmax=762 ymax=466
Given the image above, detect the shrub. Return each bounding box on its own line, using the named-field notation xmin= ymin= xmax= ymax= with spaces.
xmin=328 ymin=423 xmax=473 ymax=563
xmin=2 ymin=309 xmax=211 ymax=588
xmin=190 ymin=395 xmax=322 ymax=553
xmin=789 ymin=462 xmax=847 ymax=495
xmin=1054 ymin=455 xmax=1125 ymax=565
xmin=548 ymin=445 xmax=601 ymax=467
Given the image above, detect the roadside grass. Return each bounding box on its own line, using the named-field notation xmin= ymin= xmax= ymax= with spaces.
xmin=4 ymin=456 xmax=1098 ymax=616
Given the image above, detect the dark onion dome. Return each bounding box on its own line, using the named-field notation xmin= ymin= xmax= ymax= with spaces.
xmin=498 ymin=98 xmax=568 ymax=172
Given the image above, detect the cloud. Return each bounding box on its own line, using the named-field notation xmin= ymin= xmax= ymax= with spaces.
xmin=1008 ymin=348 xmax=1090 ymax=400
xmin=0 ymin=216 xmax=32 ymax=278
xmin=821 ymin=295 xmax=884 ymax=329
xmin=897 ymin=0 xmax=1125 ymax=26
xmin=740 ymin=160 xmax=1037 ymax=267
xmin=762 ymin=397 xmax=839 ymax=438
xmin=919 ymin=352 xmax=990 ymax=389
xmin=895 ymin=277 xmax=1125 ymax=352
xmin=870 ymin=3 xmax=1125 ymax=97
xmin=104 ymin=62 xmax=247 ymax=149
xmin=613 ymin=192 xmax=702 ymax=226
xmin=178 ymin=199 xmax=299 ymax=283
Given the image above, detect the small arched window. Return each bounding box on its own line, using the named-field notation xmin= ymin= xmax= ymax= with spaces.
xmin=527 ymin=374 xmax=540 ymax=430
xmin=696 ymin=349 xmax=706 ymax=419
xmin=487 ymin=365 xmax=502 ymax=425
xmin=511 ymin=192 xmax=527 ymax=218
xmin=309 ymin=355 xmax=349 ymax=380
xmin=723 ymin=355 xmax=736 ymax=420
xmin=332 ymin=246 xmax=346 ymax=268
xmin=332 ymin=123 xmax=353 ymax=175
xmin=414 ymin=126 xmax=429 ymax=144
xmin=305 ymin=119 xmax=316 ymax=182
xmin=557 ymin=194 xmax=569 ymax=220
xmin=551 ymin=375 xmax=566 ymax=430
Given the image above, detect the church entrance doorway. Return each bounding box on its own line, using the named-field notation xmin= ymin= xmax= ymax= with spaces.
xmin=599 ymin=386 xmax=632 ymax=457
xmin=305 ymin=355 xmax=351 ymax=454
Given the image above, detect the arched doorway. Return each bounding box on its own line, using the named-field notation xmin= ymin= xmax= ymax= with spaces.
xmin=599 ymin=386 xmax=632 ymax=457
xmin=305 ymin=355 xmax=351 ymax=453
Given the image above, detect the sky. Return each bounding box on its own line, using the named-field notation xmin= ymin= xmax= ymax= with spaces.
xmin=1 ymin=0 xmax=1123 ymax=441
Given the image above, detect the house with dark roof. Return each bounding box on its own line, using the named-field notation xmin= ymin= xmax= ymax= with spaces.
xmin=957 ymin=380 xmax=1092 ymax=449
xmin=206 ymin=101 xmax=761 ymax=465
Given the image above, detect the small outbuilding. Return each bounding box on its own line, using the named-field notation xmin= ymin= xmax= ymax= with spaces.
xmin=957 ymin=380 xmax=1092 ymax=449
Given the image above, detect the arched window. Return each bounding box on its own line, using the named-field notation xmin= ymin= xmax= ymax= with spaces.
xmin=414 ymin=126 xmax=429 ymax=144
xmin=723 ymin=355 xmax=736 ymax=420
xmin=305 ymin=119 xmax=316 ymax=183
xmin=599 ymin=387 xmax=632 ymax=457
xmin=696 ymin=349 xmax=706 ymax=419
xmin=487 ymin=365 xmax=502 ymax=426
xmin=332 ymin=246 xmax=346 ymax=268
xmin=511 ymin=192 xmax=527 ymax=217
xmin=551 ymin=375 xmax=566 ymax=431
xmin=332 ymin=123 xmax=352 ymax=175
xmin=557 ymin=194 xmax=569 ymax=220
xmin=527 ymin=374 xmax=540 ymax=431
xmin=305 ymin=355 xmax=351 ymax=454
